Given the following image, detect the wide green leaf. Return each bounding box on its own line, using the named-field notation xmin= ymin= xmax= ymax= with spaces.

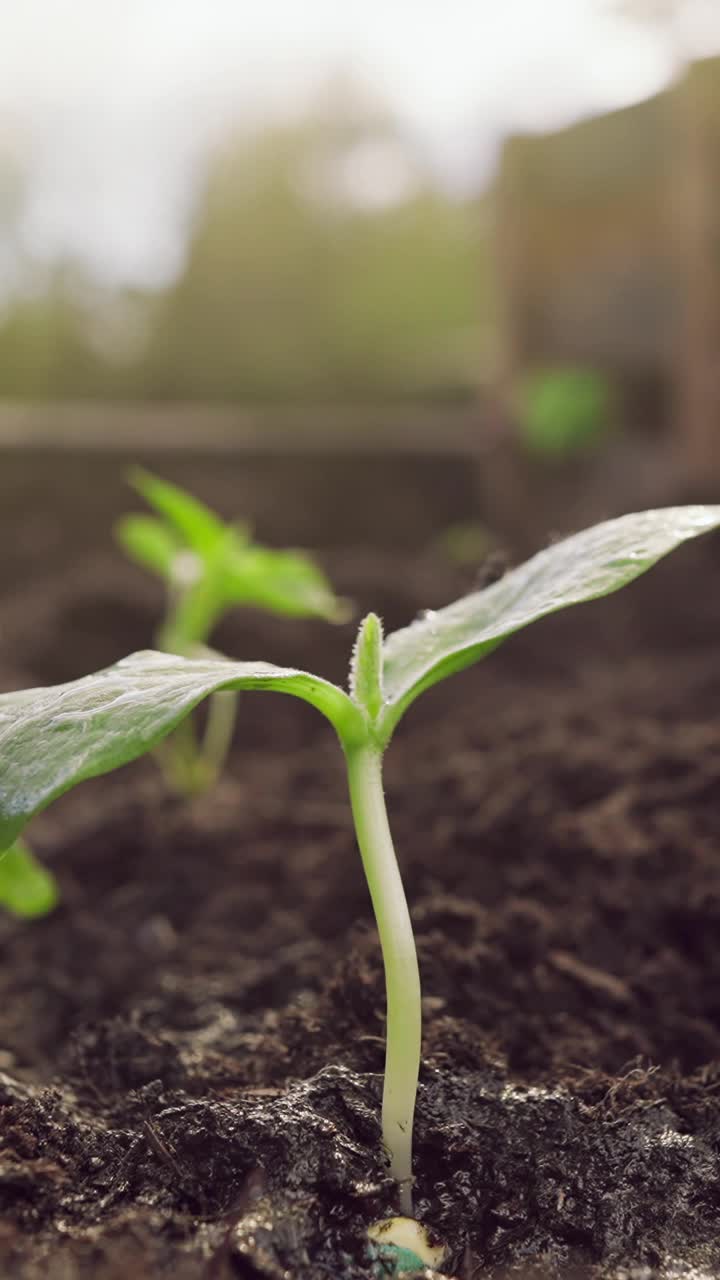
xmin=0 ymin=652 xmax=361 ymax=851
xmin=0 ymin=839 xmax=58 ymax=918
xmin=378 ymin=505 xmax=720 ymax=742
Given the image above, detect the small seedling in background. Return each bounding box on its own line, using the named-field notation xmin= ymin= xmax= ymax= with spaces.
xmin=0 ymin=839 xmax=57 ymax=919
xmin=1 ymin=506 xmax=718 ymax=1215
xmin=516 ymin=365 xmax=614 ymax=459
xmin=435 ymin=520 xmax=497 ymax=568
xmin=1 ymin=474 xmax=347 ymax=916
xmin=116 ymin=468 xmax=349 ymax=793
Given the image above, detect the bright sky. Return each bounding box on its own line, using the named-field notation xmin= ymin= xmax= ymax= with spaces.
xmin=0 ymin=0 xmax=719 ymax=290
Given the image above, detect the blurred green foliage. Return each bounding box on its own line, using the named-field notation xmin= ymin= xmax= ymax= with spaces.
xmin=0 ymin=103 xmax=489 ymax=404
xmin=515 ymin=366 xmax=614 ymax=458
xmin=0 ymin=839 xmax=57 ymax=918
xmin=436 ymin=521 xmax=496 ymax=567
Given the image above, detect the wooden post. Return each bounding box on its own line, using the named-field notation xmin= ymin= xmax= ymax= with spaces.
xmin=672 ymin=60 xmax=720 ymax=483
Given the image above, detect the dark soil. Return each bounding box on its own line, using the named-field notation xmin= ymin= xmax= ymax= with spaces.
xmin=3 ymin=527 xmax=720 ymax=1278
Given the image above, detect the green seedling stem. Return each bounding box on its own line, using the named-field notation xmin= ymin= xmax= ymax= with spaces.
xmin=346 ymin=612 xmax=420 ymax=1207
xmin=345 ymin=739 xmax=420 ymax=1208
xmin=3 ymin=506 xmax=720 ymax=1212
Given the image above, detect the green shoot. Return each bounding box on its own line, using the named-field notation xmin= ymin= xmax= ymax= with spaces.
xmin=0 ymin=838 xmax=57 ymax=918
xmin=2 ymin=505 xmax=719 ymax=1212
xmin=116 ymin=468 xmax=349 ymax=792
xmin=516 ymin=365 xmax=613 ymax=458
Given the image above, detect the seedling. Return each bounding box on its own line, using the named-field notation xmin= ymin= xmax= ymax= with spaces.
xmin=0 ymin=839 xmax=57 ymax=918
xmin=516 ymin=365 xmax=614 ymax=458
xmin=116 ymin=468 xmax=349 ymax=792
xmin=1 ymin=507 xmax=718 ymax=1214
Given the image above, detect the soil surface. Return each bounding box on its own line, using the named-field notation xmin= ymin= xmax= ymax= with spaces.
xmin=2 ymin=526 xmax=720 ymax=1278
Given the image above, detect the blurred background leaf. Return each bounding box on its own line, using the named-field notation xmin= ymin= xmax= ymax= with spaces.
xmin=0 ymin=1 xmax=719 ymax=478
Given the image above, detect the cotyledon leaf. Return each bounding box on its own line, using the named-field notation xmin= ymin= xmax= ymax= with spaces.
xmin=223 ymin=544 xmax=351 ymax=622
xmin=0 ymin=652 xmax=361 ymax=852
xmin=0 ymin=839 xmax=58 ymax=917
xmin=378 ymin=505 xmax=720 ymax=743
xmin=115 ymin=514 xmax=181 ymax=579
xmin=128 ymin=468 xmax=228 ymax=555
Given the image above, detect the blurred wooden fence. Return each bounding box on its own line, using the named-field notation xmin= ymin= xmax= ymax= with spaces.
xmin=0 ymin=400 xmax=698 ymax=565
xmin=496 ymin=55 xmax=720 ymax=480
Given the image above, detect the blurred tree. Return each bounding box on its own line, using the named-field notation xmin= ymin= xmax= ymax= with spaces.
xmin=0 ymin=92 xmax=490 ymax=405
xmin=0 ymin=138 xmax=25 ymax=298
xmin=609 ymin=0 xmax=684 ymax=21
xmin=139 ymin=94 xmax=486 ymax=402
xmin=604 ymin=0 xmax=718 ymax=65
xmin=0 ymin=144 xmax=106 ymax=400
xmin=0 ymin=269 xmax=123 ymax=399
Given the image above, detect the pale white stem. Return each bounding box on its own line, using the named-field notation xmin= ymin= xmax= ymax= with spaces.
xmin=200 ymin=690 xmax=238 ymax=784
xmin=344 ymin=743 xmax=421 ymax=1216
